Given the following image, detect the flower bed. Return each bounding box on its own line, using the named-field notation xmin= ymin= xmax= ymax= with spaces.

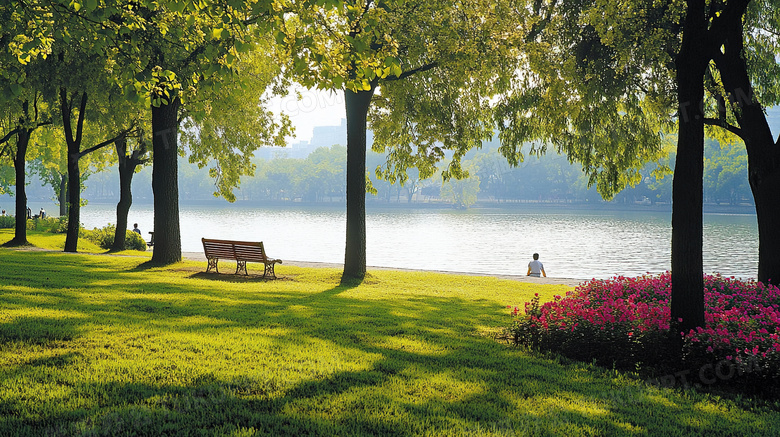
xmin=506 ymin=273 xmax=780 ymax=393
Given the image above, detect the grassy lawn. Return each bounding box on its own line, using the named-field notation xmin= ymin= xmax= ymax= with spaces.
xmin=0 ymin=230 xmax=778 ymax=436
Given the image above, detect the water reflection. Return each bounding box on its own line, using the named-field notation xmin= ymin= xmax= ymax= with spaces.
xmin=78 ymin=204 xmax=758 ymax=280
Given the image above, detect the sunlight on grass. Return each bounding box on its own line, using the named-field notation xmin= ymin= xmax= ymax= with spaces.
xmin=0 ymin=241 xmax=778 ymax=436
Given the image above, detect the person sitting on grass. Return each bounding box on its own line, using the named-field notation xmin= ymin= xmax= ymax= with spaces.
xmin=527 ymin=253 xmax=547 ymax=278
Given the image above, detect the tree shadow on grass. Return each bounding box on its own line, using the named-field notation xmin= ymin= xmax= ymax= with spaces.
xmin=187 ymin=271 xmax=291 ymax=283
xmin=3 ymin=339 xmax=774 ymax=436
xmin=1 ymin=252 xmax=779 ymax=435
xmin=1 ymin=240 xmax=33 ymax=248
xmin=0 ymin=316 xmax=82 ymax=345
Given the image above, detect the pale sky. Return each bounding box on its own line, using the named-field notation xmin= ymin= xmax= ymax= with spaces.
xmin=272 ymin=87 xmax=346 ymax=143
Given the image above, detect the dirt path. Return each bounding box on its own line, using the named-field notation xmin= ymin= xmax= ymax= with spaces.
xmin=182 ymin=252 xmax=584 ymax=287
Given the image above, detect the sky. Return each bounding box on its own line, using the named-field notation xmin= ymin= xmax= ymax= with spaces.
xmin=271 ymin=87 xmax=346 ymax=143
xmin=270 ymin=86 xmax=780 ymax=144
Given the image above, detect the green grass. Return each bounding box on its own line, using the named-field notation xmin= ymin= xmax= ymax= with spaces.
xmin=0 ymin=230 xmax=778 ymax=436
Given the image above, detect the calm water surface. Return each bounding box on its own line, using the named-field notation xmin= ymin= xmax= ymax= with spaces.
xmin=78 ymin=203 xmax=758 ymax=280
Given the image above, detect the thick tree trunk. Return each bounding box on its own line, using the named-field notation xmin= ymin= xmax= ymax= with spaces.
xmin=112 ymin=137 xmax=134 ymax=251
xmin=670 ymin=0 xmax=707 ymax=333
xmin=714 ymin=12 xmax=780 ymax=285
xmin=10 ymin=128 xmax=30 ymax=246
xmin=150 ymin=97 xmax=182 ymax=265
xmin=753 ymin=170 xmax=780 ymax=283
xmin=341 ymin=87 xmax=375 ymax=283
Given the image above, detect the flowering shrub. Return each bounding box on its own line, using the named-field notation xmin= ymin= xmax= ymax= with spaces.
xmin=506 ymin=273 xmax=780 ymax=391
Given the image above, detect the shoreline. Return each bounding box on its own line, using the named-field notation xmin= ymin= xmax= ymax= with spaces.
xmin=182 ymin=252 xmax=584 ymax=287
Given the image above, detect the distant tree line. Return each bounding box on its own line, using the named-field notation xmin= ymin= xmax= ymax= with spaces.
xmin=57 ymin=137 xmax=751 ymax=208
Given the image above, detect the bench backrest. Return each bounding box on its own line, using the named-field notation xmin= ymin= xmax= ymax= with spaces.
xmin=202 ymin=238 xmax=268 ymax=262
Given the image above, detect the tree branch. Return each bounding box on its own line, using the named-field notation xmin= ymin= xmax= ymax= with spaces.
xmin=0 ymin=128 xmax=21 ymax=146
xmin=703 ymin=117 xmax=742 ymax=137
xmin=75 ymin=92 xmax=88 ymax=147
xmin=525 ymin=0 xmax=559 ymax=43
xmin=386 ymin=62 xmax=438 ymax=81
xmin=706 ymin=0 xmax=750 ymax=54
xmin=79 ymin=125 xmax=137 ymax=158
xmin=60 ymin=88 xmax=76 ymax=147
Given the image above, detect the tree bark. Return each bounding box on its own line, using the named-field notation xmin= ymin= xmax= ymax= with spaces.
xmin=58 ymin=173 xmax=67 ymax=216
xmin=713 ymin=11 xmax=780 ymax=285
xmin=752 ymin=168 xmax=780 ymax=283
xmin=112 ymin=137 xmax=134 ymax=251
xmin=62 ymin=90 xmax=88 ymax=253
xmin=64 ymin=143 xmax=81 ymax=253
xmin=10 ymin=127 xmax=30 ymax=246
xmin=150 ymin=97 xmax=182 ymax=265
xmin=670 ymin=0 xmax=708 ymax=333
xmin=341 ymin=87 xmax=375 ymax=283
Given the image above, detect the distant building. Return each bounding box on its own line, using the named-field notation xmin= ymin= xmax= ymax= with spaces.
xmin=310 ymin=118 xmax=347 ymax=149
xmin=258 ymin=118 xmax=375 ymax=160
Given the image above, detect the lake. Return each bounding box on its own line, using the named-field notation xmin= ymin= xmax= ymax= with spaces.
xmin=72 ymin=203 xmax=758 ymax=280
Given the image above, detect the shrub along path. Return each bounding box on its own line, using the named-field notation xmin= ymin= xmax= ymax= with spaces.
xmin=0 ymin=231 xmax=778 ymax=436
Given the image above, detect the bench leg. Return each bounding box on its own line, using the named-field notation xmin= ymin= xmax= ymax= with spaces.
xmin=207 ymin=258 xmax=219 ymax=273
xmin=264 ymin=262 xmax=277 ymax=279
xmin=236 ymin=260 xmax=248 ymax=275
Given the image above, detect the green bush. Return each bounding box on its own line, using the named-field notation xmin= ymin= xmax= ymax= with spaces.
xmin=0 ymin=215 xmax=14 ymax=229
xmin=125 ymin=229 xmax=147 ymax=251
xmin=85 ymin=224 xmax=115 ymax=249
xmin=26 ymin=216 xmax=68 ymax=233
xmin=85 ymin=224 xmax=146 ymax=251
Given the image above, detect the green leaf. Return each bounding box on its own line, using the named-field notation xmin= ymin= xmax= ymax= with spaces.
xmin=234 ymin=40 xmax=251 ymax=53
xmin=124 ymin=86 xmax=139 ymax=103
xmin=9 ymin=83 xmax=22 ymax=97
xmin=274 ymin=31 xmax=287 ymax=46
xmin=169 ymin=1 xmax=186 ymax=14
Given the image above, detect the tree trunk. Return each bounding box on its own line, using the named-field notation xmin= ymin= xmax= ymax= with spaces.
xmin=112 ymin=137 xmax=134 ymax=251
xmin=58 ymin=173 xmax=67 ymax=216
xmin=341 ymin=87 xmax=375 ymax=283
xmin=150 ymin=97 xmax=182 ymax=265
xmin=670 ymin=0 xmax=707 ymax=334
xmin=713 ymin=11 xmax=780 ymax=285
xmin=62 ymin=90 xmax=88 ymax=253
xmin=64 ymin=145 xmax=81 ymax=253
xmin=10 ymin=128 xmax=30 ymax=246
xmin=722 ymin=73 xmax=780 ymax=286
xmin=753 ymin=170 xmax=780 ymax=284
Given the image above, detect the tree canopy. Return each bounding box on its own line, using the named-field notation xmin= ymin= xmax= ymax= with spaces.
xmin=273 ymin=0 xmax=519 ymax=281
xmin=3 ymin=0 xmax=290 ymax=262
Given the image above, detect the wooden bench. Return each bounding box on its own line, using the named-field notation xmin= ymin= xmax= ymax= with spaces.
xmin=201 ymin=238 xmax=282 ymax=279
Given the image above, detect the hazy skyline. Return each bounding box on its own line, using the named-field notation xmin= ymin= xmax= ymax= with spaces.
xmin=273 ymin=87 xmax=346 ymax=143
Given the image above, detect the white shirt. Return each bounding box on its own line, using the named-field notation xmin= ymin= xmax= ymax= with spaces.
xmin=528 ymin=260 xmax=544 ymax=276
